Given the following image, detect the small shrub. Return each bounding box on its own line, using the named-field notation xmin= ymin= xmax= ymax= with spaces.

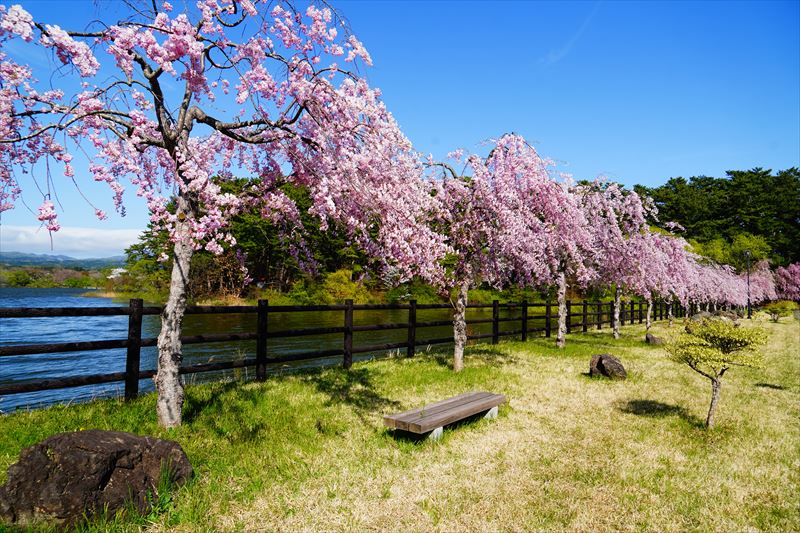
xmin=761 ymin=300 xmax=797 ymax=323
xmin=667 ymin=318 xmax=767 ymax=428
xmin=318 ymin=269 xmax=373 ymax=304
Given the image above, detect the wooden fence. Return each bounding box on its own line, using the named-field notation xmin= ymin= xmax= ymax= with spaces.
xmin=0 ymin=298 xmax=687 ymax=402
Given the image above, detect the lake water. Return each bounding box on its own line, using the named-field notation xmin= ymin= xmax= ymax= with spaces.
xmin=0 ymin=288 xmax=527 ymax=412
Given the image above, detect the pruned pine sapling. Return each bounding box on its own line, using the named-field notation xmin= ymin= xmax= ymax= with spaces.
xmin=667 ymin=318 xmax=767 ymax=428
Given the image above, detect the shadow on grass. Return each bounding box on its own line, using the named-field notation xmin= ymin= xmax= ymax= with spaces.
xmin=305 ymin=367 xmax=401 ymax=421
xmin=429 ymin=345 xmax=520 ymax=369
xmin=182 ymin=380 xmax=240 ymax=423
xmin=754 ymin=382 xmax=786 ymax=391
xmin=384 ymin=408 xmax=500 ymax=445
xmin=183 ymin=382 xmax=270 ymax=441
xmin=618 ymin=399 xmax=704 ymax=427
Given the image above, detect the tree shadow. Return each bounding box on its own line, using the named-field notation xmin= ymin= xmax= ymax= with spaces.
xmin=429 ymin=345 xmax=519 ymax=369
xmin=554 ymin=335 xmax=618 ymax=350
xmin=183 ymin=382 xmax=271 ymax=442
xmin=182 ymin=379 xmax=241 ymax=423
xmin=304 ymin=367 xmax=401 ymax=422
xmin=754 ymin=382 xmax=786 ymax=391
xmin=618 ymin=399 xmax=704 ymax=427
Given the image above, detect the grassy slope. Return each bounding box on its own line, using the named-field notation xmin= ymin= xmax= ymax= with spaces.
xmin=0 ymin=318 xmax=797 ymax=531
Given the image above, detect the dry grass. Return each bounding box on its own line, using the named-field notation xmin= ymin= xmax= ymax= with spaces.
xmin=211 ymin=319 xmax=799 ymax=532
xmin=1 ymin=317 xmax=798 ymax=532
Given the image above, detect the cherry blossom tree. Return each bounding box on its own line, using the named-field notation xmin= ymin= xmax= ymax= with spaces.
xmin=687 ymin=260 xmax=748 ymax=312
xmin=775 ymin=263 xmax=800 ymax=302
xmin=430 ymin=134 xmax=552 ymax=371
xmin=529 ymin=184 xmax=595 ymax=349
xmin=0 ymin=0 xmax=448 ymax=426
xmin=654 ymin=233 xmax=697 ymax=325
xmin=745 ymin=260 xmax=778 ymax=305
xmin=577 ymin=181 xmax=653 ymax=338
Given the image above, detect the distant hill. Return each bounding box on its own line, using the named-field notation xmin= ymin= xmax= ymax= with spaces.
xmin=0 ymin=252 xmax=125 ymax=269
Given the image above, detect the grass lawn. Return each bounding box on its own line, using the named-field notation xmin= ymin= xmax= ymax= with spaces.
xmin=0 ymin=317 xmax=798 ymax=531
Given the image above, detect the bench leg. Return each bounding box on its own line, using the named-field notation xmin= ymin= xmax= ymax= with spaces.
xmin=484 ymin=406 xmax=499 ymax=420
xmin=428 ymin=427 xmax=443 ymax=441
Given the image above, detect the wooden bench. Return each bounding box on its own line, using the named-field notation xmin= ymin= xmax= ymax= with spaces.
xmin=383 ymin=391 xmax=506 ymax=441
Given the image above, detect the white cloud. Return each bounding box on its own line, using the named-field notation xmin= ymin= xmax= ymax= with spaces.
xmin=0 ymin=225 xmax=143 ymax=258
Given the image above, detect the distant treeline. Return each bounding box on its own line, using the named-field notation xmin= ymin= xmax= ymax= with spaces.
xmin=635 ymin=167 xmax=799 ymax=268
xmin=0 ymin=266 xmax=104 ymax=289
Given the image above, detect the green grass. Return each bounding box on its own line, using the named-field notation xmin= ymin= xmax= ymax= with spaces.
xmin=0 ymin=317 xmax=798 ymax=531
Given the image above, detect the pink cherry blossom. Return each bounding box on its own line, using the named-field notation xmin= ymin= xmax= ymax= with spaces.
xmin=775 ymin=263 xmax=800 ymax=301
xmin=36 ymin=199 xmax=60 ymax=231
xmin=0 ymin=0 xmax=448 ymax=427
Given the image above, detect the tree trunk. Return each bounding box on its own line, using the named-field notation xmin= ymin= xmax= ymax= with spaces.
xmin=706 ymin=378 xmax=722 ymax=428
xmin=646 ymin=298 xmax=653 ymax=331
xmin=667 ymin=300 xmax=673 ymax=327
xmin=452 ymin=281 xmax=469 ymax=372
xmin=613 ymin=286 xmax=621 ymax=339
xmin=712 ymin=301 xmax=717 ymax=313
xmin=155 ymin=202 xmax=194 ymax=428
xmin=556 ymin=270 xmax=567 ymax=348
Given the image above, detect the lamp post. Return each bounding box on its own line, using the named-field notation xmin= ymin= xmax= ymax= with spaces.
xmin=745 ymin=249 xmax=752 ymax=319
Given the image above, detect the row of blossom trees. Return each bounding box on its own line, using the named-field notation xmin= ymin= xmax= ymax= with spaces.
xmin=2 ymin=1 xmax=797 ymax=426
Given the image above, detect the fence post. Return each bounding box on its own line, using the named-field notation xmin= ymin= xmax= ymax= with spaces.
xmin=492 ymin=300 xmax=500 ymax=344
xmin=597 ymin=301 xmax=602 ymax=330
xmin=256 ymin=299 xmax=268 ymax=381
xmin=521 ymin=300 xmax=528 ymax=342
xmin=566 ymin=300 xmax=572 ymax=334
xmin=621 ymin=300 xmax=627 ymax=325
xmin=343 ymin=299 xmax=353 ymax=369
xmin=407 ymin=299 xmax=417 ymax=357
xmin=545 ymin=301 xmax=552 ymax=338
xmin=582 ymin=300 xmax=588 ymax=332
xmin=639 ymin=302 xmax=643 ymax=324
xmin=630 ymin=300 xmax=635 ymax=325
xmin=124 ymin=298 xmax=143 ymax=401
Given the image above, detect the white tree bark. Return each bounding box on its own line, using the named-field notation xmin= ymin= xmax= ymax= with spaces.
xmin=556 ymin=271 xmax=567 ymax=348
xmin=452 ymin=281 xmax=469 ymax=372
xmin=646 ymin=298 xmax=653 ymax=331
xmin=613 ymin=286 xmax=621 ymax=339
xmin=155 ymin=199 xmax=194 ymax=428
xmin=667 ymin=300 xmax=674 ymax=326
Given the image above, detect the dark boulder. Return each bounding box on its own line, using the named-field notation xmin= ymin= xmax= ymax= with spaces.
xmin=589 ymin=354 xmax=627 ymax=380
xmin=645 ymin=333 xmax=664 ymax=345
xmin=714 ymin=310 xmax=741 ymax=320
xmin=691 ymin=311 xmax=712 ymax=322
xmin=0 ymin=430 xmax=192 ymax=526
xmin=589 ymin=354 xmax=603 ymax=377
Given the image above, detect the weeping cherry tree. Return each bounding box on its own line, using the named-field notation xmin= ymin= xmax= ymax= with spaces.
xmin=0 ymin=0 xmax=448 ymax=426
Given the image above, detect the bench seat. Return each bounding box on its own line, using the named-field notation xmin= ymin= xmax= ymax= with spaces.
xmin=383 ymin=391 xmax=506 ymax=438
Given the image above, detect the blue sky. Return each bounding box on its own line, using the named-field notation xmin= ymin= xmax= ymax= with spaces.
xmin=1 ymin=0 xmax=798 ymax=257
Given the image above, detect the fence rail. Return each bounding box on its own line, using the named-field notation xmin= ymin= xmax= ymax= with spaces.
xmin=0 ymin=298 xmax=685 ymax=402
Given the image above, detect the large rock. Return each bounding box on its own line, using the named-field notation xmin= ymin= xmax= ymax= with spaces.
xmin=0 ymin=430 xmax=192 ymax=526
xmin=645 ymin=333 xmax=664 ymax=345
xmin=589 ymin=354 xmax=627 ymax=380
xmin=714 ymin=310 xmax=741 ymax=320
